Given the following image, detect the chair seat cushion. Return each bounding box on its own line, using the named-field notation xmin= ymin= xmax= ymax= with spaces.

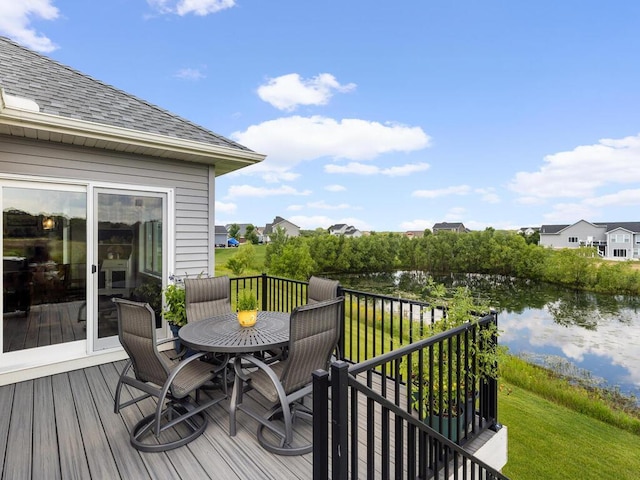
xmin=249 ymin=360 xmax=288 ymax=403
xmin=166 ymin=358 xmax=216 ymax=398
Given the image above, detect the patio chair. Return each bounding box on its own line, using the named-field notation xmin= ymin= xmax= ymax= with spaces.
xmin=112 ymin=298 xmax=224 ymax=452
xmin=184 ymin=275 xmax=233 ymax=386
xmin=229 ymin=296 xmax=344 ymax=455
xmin=307 ymin=275 xmax=340 ymax=303
xmin=184 ymin=275 xmax=231 ymax=322
xmin=308 ymin=275 xmax=343 ymax=359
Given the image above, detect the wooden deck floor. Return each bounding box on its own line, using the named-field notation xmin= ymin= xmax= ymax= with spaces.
xmin=0 ymin=359 xmax=315 ymax=480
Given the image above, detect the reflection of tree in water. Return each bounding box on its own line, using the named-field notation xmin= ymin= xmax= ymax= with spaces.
xmin=336 ymin=271 xmax=639 ymax=329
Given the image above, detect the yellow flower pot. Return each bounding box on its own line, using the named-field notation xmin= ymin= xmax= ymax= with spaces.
xmin=237 ymin=309 xmax=258 ymax=327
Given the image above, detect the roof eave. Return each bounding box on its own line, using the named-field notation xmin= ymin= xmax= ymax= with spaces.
xmin=0 ymin=91 xmax=266 ymax=175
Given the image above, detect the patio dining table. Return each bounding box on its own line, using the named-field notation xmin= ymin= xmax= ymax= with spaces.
xmin=178 ymin=310 xmax=290 ymax=354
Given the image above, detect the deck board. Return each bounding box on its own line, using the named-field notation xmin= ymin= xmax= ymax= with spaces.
xmin=0 ymin=357 xmax=498 ymax=479
xmin=32 ymin=376 xmax=61 ymax=480
xmin=4 ymin=381 xmax=33 ymax=480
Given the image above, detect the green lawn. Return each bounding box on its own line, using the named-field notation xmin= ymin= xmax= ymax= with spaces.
xmin=214 ymin=243 xmax=267 ymax=277
xmin=500 ymin=382 xmax=640 ymax=479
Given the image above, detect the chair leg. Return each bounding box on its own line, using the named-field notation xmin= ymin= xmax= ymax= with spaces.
xmin=256 ymin=401 xmax=314 ymax=456
xmin=130 ymin=400 xmax=208 ymax=453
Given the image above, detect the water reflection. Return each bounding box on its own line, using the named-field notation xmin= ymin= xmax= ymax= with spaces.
xmin=335 ymin=272 xmax=640 ymax=400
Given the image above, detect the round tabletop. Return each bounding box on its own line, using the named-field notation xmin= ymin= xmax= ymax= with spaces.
xmin=178 ymin=310 xmax=290 ymax=353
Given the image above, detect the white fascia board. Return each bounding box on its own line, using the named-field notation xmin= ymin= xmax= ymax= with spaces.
xmin=0 ymin=90 xmax=266 ymax=166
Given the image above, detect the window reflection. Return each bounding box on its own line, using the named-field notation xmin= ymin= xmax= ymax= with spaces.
xmin=3 ymin=187 xmax=87 ymax=352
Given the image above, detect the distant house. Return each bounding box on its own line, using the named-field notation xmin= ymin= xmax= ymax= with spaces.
xmin=539 ymin=219 xmax=640 ymax=260
xmin=263 ymin=216 xmax=300 ymax=242
xmin=0 ymin=36 xmax=265 ymax=383
xmin=225 ymin=223 xmax=254 ymax=242
xmin=433 ymin=222 xmax=469 ymax=233
xmin=328 ymin=223 xmax=362 ymax=238
xmin=405 ymin=230 xmax=425 ymax=239
xmin=517 ymin=227 xmax=539 ymax=236
xmin=214 ymin=225 xmax=229 ymax=247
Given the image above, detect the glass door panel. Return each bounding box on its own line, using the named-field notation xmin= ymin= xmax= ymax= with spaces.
xmin=94 ymin=190 xmax=165 ymax=350
xmin=2 ymin=186 xmax=87 ymax=353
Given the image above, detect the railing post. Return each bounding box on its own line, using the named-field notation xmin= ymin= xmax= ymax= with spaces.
xmin=337 ymin=285 xmax=345 ymax=361
xmin=313 ymin=369 xmax=329 ymax=480
xmin=332 ymin=361 xmax=350 ymax=480
xmin=261 ymin=273 xmax=268 ymax=310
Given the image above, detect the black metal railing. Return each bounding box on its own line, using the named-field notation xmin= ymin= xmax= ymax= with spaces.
xmin=313 ymin=355 xmax=507 ymax=479
xmin=230 ymin=274 xmax=505 ymax=478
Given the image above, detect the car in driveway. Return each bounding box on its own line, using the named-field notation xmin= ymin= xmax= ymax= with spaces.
xmin=227 ymin=238 xmax=240 ymax=247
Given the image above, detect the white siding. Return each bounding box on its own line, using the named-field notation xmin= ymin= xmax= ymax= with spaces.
xmin=0 ymin=136 xmax=213 ymax=276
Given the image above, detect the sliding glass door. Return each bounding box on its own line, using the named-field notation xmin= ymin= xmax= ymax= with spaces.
xmin=2 ymin=183 xmax=87 ymax=354
xmin=93 ymin=189 xmax=166 ymax=350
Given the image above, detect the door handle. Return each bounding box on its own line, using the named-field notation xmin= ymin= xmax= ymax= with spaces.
xmin=92 ymin=265 xmax=97 ymax=274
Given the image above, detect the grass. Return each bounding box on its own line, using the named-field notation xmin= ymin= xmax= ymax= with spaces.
xmin=214 ymin=243 xmax=267 ymax=277
xmin=500 ymin=380 xmax=640 ymax=479
xmin=501 ymin=355 xmax=640 ymax=434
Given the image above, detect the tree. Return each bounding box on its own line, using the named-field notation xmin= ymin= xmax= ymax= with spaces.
xmin=228 ymin=223 xmax=240 ymax=240
xmin=268 ymin=238 xmax=316 ymax=280
xmin=245 ymin=224 xmax=259 ymax=244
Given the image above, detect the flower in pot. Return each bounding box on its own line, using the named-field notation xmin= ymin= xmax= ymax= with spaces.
xmin=237 ymin=289 xmax=258 ymax=327
xmin=401 ymin=285 xmax=500 ymax=441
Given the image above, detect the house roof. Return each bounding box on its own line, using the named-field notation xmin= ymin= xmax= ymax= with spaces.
xmin=540 ymin=221 xmax=640 ymax=234
xmin=214 ymin=225 xmax=229 ymax=234
xmin=329 ymin=224 xmax=347 ymax=230
xmin=433 ymin=222 xmax=466 ymax=230
xmin=0 ymin=36 xmax=265 ymax=174
xmin=263 ymin=216 xmax=298 ymax=234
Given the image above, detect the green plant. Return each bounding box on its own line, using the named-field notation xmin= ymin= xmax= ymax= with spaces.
xmin=401 ymin=286 xmax=499 ymax=417
xmin=237 ymin=289 xmax=258 ymax=311
xmin=163 ymin=281 xmax=186 ymax=327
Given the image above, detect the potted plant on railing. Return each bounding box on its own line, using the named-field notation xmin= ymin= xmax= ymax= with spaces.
xmin=236 ymin=289 xmax=258 ymax=327
xmin=401 ymin=285 xmax=500 ymax=442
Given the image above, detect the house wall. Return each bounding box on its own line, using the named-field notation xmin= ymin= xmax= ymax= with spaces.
xmin=540 ymin=221 xmax=606 ymax=249
xmin=278 ymin=220 xmax=300 ymax=237
xmin=0 ymin=136 xmax=213 ymax=276
xmin=607 ymin=228 xmax=635 ymax=259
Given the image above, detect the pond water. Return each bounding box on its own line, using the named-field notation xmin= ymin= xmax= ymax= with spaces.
xmin=335 ymin=272 xmax=640 ymax=401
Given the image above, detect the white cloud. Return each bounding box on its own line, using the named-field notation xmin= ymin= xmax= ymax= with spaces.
xmin=325 ymin=184 xmax=346 ymax=192
xmin=148 ymin=0 xmax=235 ymax=16
xmin=226 ymin=184 xmax=311 ymax=198
xmin=288 ymin=201 xmax=356 ymax=212
xmin=0 ymin=1 xmax=59 ymax=52
xmin=399 ymin=219 xmax=433 ymax=230
xmin=174 ymin=68 xmax=205 ymax=80
xmin=325 ymin=161 xmax=430 ymax=176
xmin=445 ymin=207 xmax=466 ymax=221
xmin=231 ymin=116 xmax=430 ymax=177
xmin=475 ymin=188 xmax=500 ymax=204
xmin=584 ymin=188 xmax=640 ymax=207
xmin=215 ymin=200 xmax=236 ymax=214
xmin=509 ymin=133 xmax=640 ymax=199
xmin=412 ymin=185 xmax=471 ymax=199
xmin=257 ymin=73 xmax=356 ymax=111
xmin=307 ymin=201 xmax=356 ymax=210
xmin=542 ymin=203 xmax=601 ymax=224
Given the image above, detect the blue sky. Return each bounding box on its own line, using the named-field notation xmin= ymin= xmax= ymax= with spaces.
xmin=3 ymin=1 xmax=640 ymax=232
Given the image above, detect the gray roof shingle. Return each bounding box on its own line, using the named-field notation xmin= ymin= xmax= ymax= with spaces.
xmin=0 ymin=36 xmax=252 ymax=152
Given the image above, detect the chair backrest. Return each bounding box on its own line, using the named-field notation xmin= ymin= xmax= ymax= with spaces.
xmin=184 ymin=276 xmax=231 ymax=322
xmin=113 ymin=298 xmax=169 ymax=387
xmin=307 ymin=276 xmax=340 ymax=304
xmin=281 ymin=296 xmax=344 ymax=394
